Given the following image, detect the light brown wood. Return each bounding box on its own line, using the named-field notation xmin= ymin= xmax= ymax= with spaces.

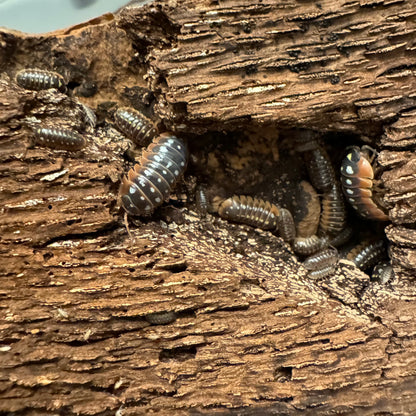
xmin=1 ymin=1 xmax=416 ymax=415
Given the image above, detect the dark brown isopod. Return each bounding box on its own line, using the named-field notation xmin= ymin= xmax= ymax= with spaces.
xmin=33 ymin=127 xmax=86 ymax=151
xmin=293 ymin=235 xmax=327 ymax=256
xmin=16 ymin=69 xmax=66 ymax=93
xmin=296 ymin=139 xmax=336 ymax=193
xmin=145 ymin=311 xmax=177 ymax=325
xmin=328 ymin=226 xmax=353 ymax=248
xmin=115 ymin=107 xmax=158 ymax=146
xmin=346 ymin=240 xmax=386 ymax=271
xmin=303 ymin=247 xmax=339 ymax=271
xmin=340 ymin=146 xmax=389 ymax=221
xmin=277 ymin=208 xmax=296 ymax=242
xmin=217 ymin=195 xmax=280 ymax=231
xmin=120 ymin=133 xmax=188 ymax=216
xmin=319 ymin=183 xmax=347 ymax=237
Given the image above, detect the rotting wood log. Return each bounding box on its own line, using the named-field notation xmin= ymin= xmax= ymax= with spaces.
xmin=1 ymin=0 xmax=416 ymax=415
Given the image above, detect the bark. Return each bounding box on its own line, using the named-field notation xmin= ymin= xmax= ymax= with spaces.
xmin=1 ymin=0 xmax=416 ymax=415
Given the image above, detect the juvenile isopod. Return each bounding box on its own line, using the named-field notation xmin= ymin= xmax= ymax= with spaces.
xmin=277 ymin=208 xmax=296 ymax=243
xmin=293 ymin=235 xmax=328 ymax=256
xmin=346 ymin=240 xmax=387 ymax=271
xmin=145 ymin=311 xmax=177 ymax=325
xmin=115 ymin=107 xmax=158 ymax=146
xmin=120 ymin=133 xmax=188 ymax=216
xmin=195 ymin=185 xmax=209 ymax=216
xmin=372 ymin=262 xmax=394 ymax=283
xmin=303 ymin=247 xmax=339 ymax=271
xmin=308 ymin=264 xmax=337 ymax=279
xmin=32 ymin=127 xmax=86 ymax=151
xmin=296 ymin=138 xmax=336 ymax=193
xmin=319 ymin=183 xmax=347 ymax=237
xmin=16 ymin=69 xmax=66 ymax=93
xmin=340 ymin=146 xmax=389 ymax=221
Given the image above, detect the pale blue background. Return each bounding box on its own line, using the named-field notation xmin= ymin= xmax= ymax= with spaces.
xmin=0 ymin=0 xmax=152 ymax=33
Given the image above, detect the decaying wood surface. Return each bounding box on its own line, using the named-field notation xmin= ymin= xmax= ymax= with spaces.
xmin=1 ymin=0 xmax=416 ymax=414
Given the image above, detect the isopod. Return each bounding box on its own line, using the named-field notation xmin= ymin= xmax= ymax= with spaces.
xmin=372 ymin=262 xmax=394 ymax=283
xmin=308 ymin=264 xmax=337 ymax=279
xmin=115 ymin=107 xmax=157 ymax=146
xmin=296 ymin=138 xmax=336 ymax=193
xmin=216 ymin=195 xmax=280 ymax=231
xmin=293 ymin=235 xmax=328 ymax=256
xmin=328 ymin=226 xmax=353 ymax=248
xmin=120 ymin=133 xmax=188 ymax=216
xmin=277 ymin=208 xmax=296 ymax=243
xmin=145 ymin=311 xmax=177 ymax=325
xmin=303 ymin=247 xmax=339 ymax=271
xmin=346 ymin=240 xmax=387 ymax=271
xmin=32 ymin=127 xmax=86 ymax=151
xmin=195 ymin=185 xmax=209 ymax=216
xmin=293 ymin=181 xmax=321 ymax=238
xmin=340 ymin=146 xmax=389 ymax=221
xmin=319 ymin=183 xmax=347 ymax=237
xmin=16 ymin=69 xmax=66 ymax=93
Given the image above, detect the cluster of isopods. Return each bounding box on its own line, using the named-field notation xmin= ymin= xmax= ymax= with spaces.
xmin=209 ymin=135 xmax=393 ymax=281
xmin=16 ymin=68 xmax=92 ymax=151
xmin=16 ymin=68 xmax=394 ymax=290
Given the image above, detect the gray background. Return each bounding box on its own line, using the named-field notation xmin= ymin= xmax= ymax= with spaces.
xmin=0 ymin=0 xmax=151 ymax=33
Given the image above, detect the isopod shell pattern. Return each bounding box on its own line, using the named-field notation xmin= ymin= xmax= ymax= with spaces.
xmin=115 ymin=107 xmax=158 ymax=146
xmin=340 ymin=146 xmax=389 ymax=221
xmin=120 ymin=133 xmax=188 ymax=216
xmin=293 ymin=235 xmax=327 ymax=256
xmin=303 ymin=247 xmax=339 ymax=271
xmin=16 ymin=69 xmax=66 ymax=93
xmin=217 ymin=195 xmax=280 ymax=231
xmin=277 ymin=208 xmax=296 ymax=243
xmin=32 ymin=127 xmax=86 ymax=151
xmin=319 ymin=183 xmax=347 ymax=237
xmin=145 ymin=311 xmax=177 ymax=325
xmin=346 ymin=240 xmax=386 ymax=271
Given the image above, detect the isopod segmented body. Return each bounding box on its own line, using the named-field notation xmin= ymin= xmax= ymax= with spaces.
xmin=293 ymin=235 xmax=327 ymax=256
xmin=308 ymin=265 xmax=337 ymax=279
xmin=16 ymin=69 xmax=66 ymax=93
xmin=120 ymin=133 xmax=188 ymax=216
xmin=145 ymin=311 xmax=177 ymax=325
xmin=303 ymin=247 xmax=339 ymax=271
xmin=340 ymin=146 xmax=389 ymax=221
xmin=115 ymin=107 xmax=158 ymax=146
xmin=217 ymin=195 xmax=280 ymax=231
xmin=346 ymin=240 xmax=386 ymax=271
xmin=296 ymin=139 xmax=336 ymax=193
xmin=277 ymin=208 xmax=296 ymax=242
xmin=328 ymin=226 xmax=353 ymax=248
xmin=32 ymin=127 xmax=86 ymax=151
xmin=195 ymin=185 xmax=209 ymax=216
xmin=372 ymin=262 xmax=394 ymax=283
xmin=319 ymin=183 xmax=347 ymax=237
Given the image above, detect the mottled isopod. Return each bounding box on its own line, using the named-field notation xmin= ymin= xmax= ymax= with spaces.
xmin=217 ymin=195 xmax=280 ymax=231
xmin=16 ymin=68 xmax=66 ymax=93
xmin=328 ymin=226 xmax=353 ymax=248
xmin=372 ymin=262 xmax=394 ymax=283
xmin=145 ymin=311 xmax=177 ymax=325
xmin=319 ymin=183 xmax=347 ymax=237
xmin=293 ymin=235 xmax=327 ymax=256
xmin=277 ymin=208 xmax=296 ymax=243
xmin=32 ymin=127 xmax=86 ymax=151
xmin=340 ymin=146 xmax=389 ymax=221
xmin=303 ymin=247 xmax=339 ymax=271
xmin=296 ymin=139 xmax=336 ymax=193
xmin=115 ymin=107 xmax=158 ymax=146
xmin=346 ymin=240 xmax=387 ymax=271
xmin=120 ymin=133 xmax=188 ymax=216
